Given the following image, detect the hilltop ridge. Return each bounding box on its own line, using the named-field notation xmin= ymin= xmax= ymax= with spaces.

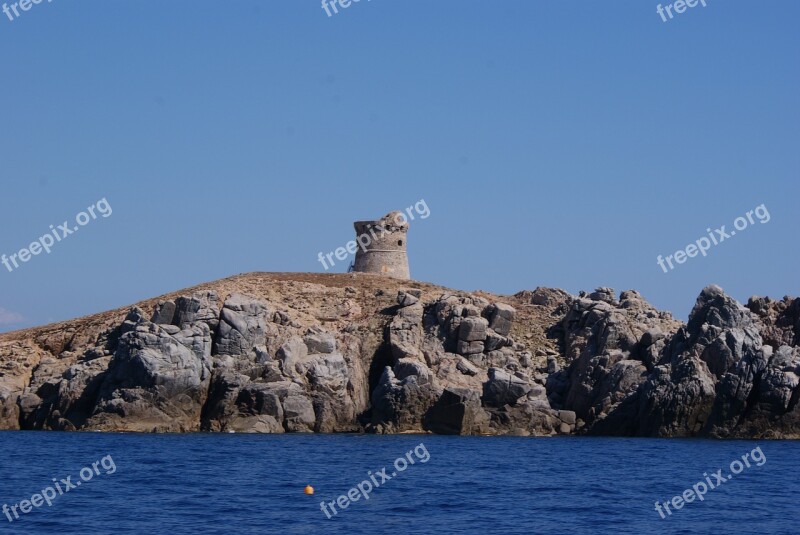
xmin=1 ymin=272 xmax=797 ymax=438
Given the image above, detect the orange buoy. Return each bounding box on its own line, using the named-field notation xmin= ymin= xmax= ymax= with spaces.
xmin=304 ymin=485 xmax=314 ymax=495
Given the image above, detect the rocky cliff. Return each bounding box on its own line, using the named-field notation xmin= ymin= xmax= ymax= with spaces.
xmin=1 ymin=273 xmax=798 ymax=438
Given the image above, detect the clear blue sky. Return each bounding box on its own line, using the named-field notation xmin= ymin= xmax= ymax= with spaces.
xmin=1 ymin=1 xmax=798 ymax=332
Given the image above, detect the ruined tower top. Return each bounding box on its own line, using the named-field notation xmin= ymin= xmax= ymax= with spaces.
xmin=352 ymin=211 xmax=410 ymax=279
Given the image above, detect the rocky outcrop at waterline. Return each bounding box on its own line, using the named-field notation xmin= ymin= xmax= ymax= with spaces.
xmin=1 ymin=273 xmax=798 ymax=438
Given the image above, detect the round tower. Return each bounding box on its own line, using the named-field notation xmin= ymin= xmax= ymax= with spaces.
xmin=352 ymin=211 xmax=410 ymax=279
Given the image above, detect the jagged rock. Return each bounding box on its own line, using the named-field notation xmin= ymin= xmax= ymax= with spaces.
xmin=370 ymin=366 xmax=438 ymax=432
xmin=748 ymin=295 xmax=800 ymax=348
xmin=484 ymin=348 xmax=519 ymax=370
xmin=109 ymin=313 xmax=212 ymax=393
xmin=623 ymin=358 xmax=717 ymax=437
xmin=394 ymin=358 xmax=434 ymax=386
xmin=151 ymin=301 xmax=176 ymax=325
xmin=557 ymin=287 xmax=683 ymax=431
xmin=283 ymin=395 xmax=316 ymax=432
xmin=229 ymin=415 xmax=284 ymax=433
xmin=276 ymin=337 xmax=308 ymax=377
xmin=486 ymin=303 xmax=516 ymax=336
xmin=308 ymin=353 xmax=349 ymax=395
xmin=565 ymin=349 xmax=648 ymax=424
xmin=640 ymin=328 xmax=664 ymax=348
xmin=482 ymin=368 xmax=532 ymax=407
xmin=588 ymin=285 xmax=800 ymax=438
xmin=424 ymin=388 xmax=490 ymax=435
xmin=589 ymin=287 xmax=617 ymax=304
xmin=174 ymin=292 xmax=221 ymax=330
xmin=459 ymin=317 xmax=488 ymax=342
xmin=203 ymin=371 xmax=342 ymax=434
xmin=389 ymin=303 xmax=424 ymax=360
xmin=303 ymin=326 xmax=336 ymax=354
xmin=18 ymin=393 xmax=43 ymax=429
xmin=485 ymin=329 xmax=512 ymax=352
xmin=0 ymin=386 xmax=20 ymax=430
xmin=200 ymin=370 xmax=249 ymax=431
xmin=527 ymin=287 xmax=572 ymax=307
xmin=2 ymin=273 xmax=798 ymax=439
xmin=708 ymin=345 xmax=771 ymax=434
xmin=86 ymin=309 xmax=213 ymax=431
xmin=527 ymin=383 xmax=548 ymax=404
xmin=558 ymin=410 xmax=577 ymax=425
xmin=771 ymin=346 xmax=800 ymax=370
xmin=456 ymin=358 xmax=479 ymax=376
xmin=236 ymin=383 xmax=284 ymax=422
xmin=397 ymin=290 xmax=420 ymax=307
xmin=457 ymin=340 xmax=485 ymax=356
xmin=485 ymin=401 xmax=562 ymax=436
xmin=214 ymin=294 xmax=271 ymax=356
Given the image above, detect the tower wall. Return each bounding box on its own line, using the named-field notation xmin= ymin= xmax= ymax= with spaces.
xmin=352 ymin=211 xmax=410 ymax=279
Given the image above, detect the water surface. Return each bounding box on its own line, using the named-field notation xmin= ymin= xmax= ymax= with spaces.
xmin=0 ymin=432 xmax=794 ymax=534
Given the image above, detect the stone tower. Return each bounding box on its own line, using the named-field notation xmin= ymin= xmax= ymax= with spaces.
xmin=352 ymin=211 xmax=410 ymax=279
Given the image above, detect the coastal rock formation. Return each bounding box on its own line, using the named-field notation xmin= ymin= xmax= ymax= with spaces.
xmin=561 ymin=285 xmax=800 ymax=438
xmin=0 ymin=273 xmax=798 ymax=438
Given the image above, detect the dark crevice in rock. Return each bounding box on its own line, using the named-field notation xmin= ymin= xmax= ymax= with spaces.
xmin=367 ymin=326 xmax=395 ymax=408
xmin=738 ymin=370 xmax=764 ymax=427
xmin=786 ymin=383 xmax=800 ymax=414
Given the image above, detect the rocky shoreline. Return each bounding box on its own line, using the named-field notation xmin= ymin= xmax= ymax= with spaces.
xmin=1 ymin=273 xmax=797 ymax=438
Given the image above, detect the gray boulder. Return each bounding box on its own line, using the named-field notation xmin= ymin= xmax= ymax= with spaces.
xmin=174 ymin=292 xmax=221 ymax=330
xmin=304 ymin=326 xmax=337 ymax=354
xmin=482 ymin=368 xmax=532 ymax=407
xmin=459 ymin=317 xmax=488 ymax=342
xmin=308 ymin=353 xmax=350 ymax=396
xmin=370 ymin=366 xmax=438 ymax=432
xmin=89 ymin=308 xmax=214 ymax=431
xmin=283 ymin=395 xmax=316 ymax=432
xmin=424 ymin=388 xmax=490 ymax=435
xmin=389 ymin=303 xmax=424 ymax=360
xmin=151 ymin=301 xmax=177 ymax=325
xmin=397 ymin=290 xmax=420 ymax=307
xmin=276 ymin=337 xmax=309 ymax=377
xmin=486 ymin=303 xmax=516 ymax=336
xmin=214 ymin=294 xmax=271 ymax=356
xmin=457 ymin=340 xmax=484 ymax=356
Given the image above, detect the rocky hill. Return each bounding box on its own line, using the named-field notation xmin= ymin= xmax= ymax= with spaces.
xmin=0 ymin=273 xmax=798 ymax=438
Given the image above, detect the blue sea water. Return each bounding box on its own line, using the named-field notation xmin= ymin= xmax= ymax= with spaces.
xmin=0 ymin=432 xmax=795 ymax=534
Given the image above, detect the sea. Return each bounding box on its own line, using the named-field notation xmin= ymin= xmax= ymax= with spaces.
xmin=0 ymin=432 xmax=795 ymax=534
